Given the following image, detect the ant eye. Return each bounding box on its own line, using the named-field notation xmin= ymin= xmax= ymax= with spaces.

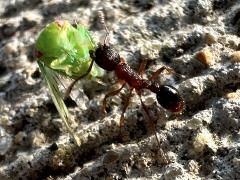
xmin=156 ymin=85 xmax=184 ymax=113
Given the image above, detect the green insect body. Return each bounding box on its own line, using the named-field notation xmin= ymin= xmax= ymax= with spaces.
xmin=36 ymin=20 xmax=103 ymax=78
xmin=35 ymin=20 xmax=103 ymax=146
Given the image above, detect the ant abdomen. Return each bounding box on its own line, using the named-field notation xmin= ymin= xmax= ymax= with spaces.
xmin=93 ymin=44 xmax=120 ymax=71
xmin=156 ymin=85 xmax=184 ymax=113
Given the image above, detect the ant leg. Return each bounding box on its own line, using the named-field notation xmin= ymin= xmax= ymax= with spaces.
xmin=102 ymin=80 xmax=132 ymax=140
xmin=138 ymin=61 xmax=170 ymax=163
xmin=137 ymin=60 xmax=180 ymax=79
xmin=119 ymin=87 xmax=134 ymax=135
xmin=102 ymin=81 xmax=126 ymax=114
xmin=64 ymin=59 xmax=94 ymax=99
xmin=138 ymin=59 xmax=148 ymax=76
xmin=149 ymin=66 xmax=176 ymax=81
xmin=149 ymin=66 xmax=185 ymax=81
xmin=137 ymin=91 xmax=170 ymax=164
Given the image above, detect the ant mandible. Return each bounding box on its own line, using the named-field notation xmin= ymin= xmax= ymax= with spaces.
xmin=65 ymin=11 xmax=184 ymax=164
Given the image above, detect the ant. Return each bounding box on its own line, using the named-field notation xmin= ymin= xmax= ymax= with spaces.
xmin=65 ymin=11 xmax=184 ymax=164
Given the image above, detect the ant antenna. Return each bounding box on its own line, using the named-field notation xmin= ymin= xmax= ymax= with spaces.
xmin=98 ymin=10 xmax=110 ymax=45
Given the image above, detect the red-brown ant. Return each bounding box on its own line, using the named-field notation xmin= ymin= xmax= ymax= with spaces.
xmin=65 ymin=11 xmax=184 ymax=164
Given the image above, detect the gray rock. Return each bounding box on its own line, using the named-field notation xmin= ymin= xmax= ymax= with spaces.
xmin=0 ymin=0 xmax=240 ymax=179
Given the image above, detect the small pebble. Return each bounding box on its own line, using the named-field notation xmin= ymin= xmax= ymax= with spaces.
xmin=31 ymin=130 xmax=46 ymax=147
xmin=144 ymin=95 xmax=155 ymax=106
xmin=187 ymin=109 xmax=213 ymax=129
xmin=205 ymin=33 xmax=217 ymax=45
xmin=0 ymin=114 xmax=10 ymax=126
xmin=14 ymin=131 xmax=27 ymax=145
xmin=196 ymin=49 xmax=213 ymax=67
xmin=225 ymin=92 xmax=239 ymax=100
xmin=167 ymin=151 xmax=178 ymax=162
xmin=192 ymin=128 xmax=217 ymax=154
xmin=187 ymin=160 xmax=199 ymax=174
xmin=230 ymin=51 xmax=240 ymax=63
xmin=3 ymin=40 xmax=19 ymax=55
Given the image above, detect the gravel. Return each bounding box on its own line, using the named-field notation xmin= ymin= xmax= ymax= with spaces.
xmin=0 ymin=0 xmax=240 ymax=179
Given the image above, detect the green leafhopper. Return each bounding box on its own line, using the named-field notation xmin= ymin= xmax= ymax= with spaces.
xmin=36 ymin=20 xmax=103 ymax=78
xmin=35 ymin=20 xmax=104 ymax=145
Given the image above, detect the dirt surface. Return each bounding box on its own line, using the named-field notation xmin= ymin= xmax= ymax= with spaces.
xmin=0 ymin=0 xmax=240 ymax=179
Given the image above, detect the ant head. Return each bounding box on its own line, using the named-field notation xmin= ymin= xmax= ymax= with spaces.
xmin=92 ymin=44 xmax=120 ymax=71
xmin=156 ymin=85 xmax=184 ymax=113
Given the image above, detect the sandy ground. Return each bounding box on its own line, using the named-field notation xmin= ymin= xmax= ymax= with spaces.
xmin=0 ymin=0 xmax=240 ymax=179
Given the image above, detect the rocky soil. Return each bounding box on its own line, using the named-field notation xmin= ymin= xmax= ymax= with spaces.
xmin=0 ymin=0 xmax=240 ymax=179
